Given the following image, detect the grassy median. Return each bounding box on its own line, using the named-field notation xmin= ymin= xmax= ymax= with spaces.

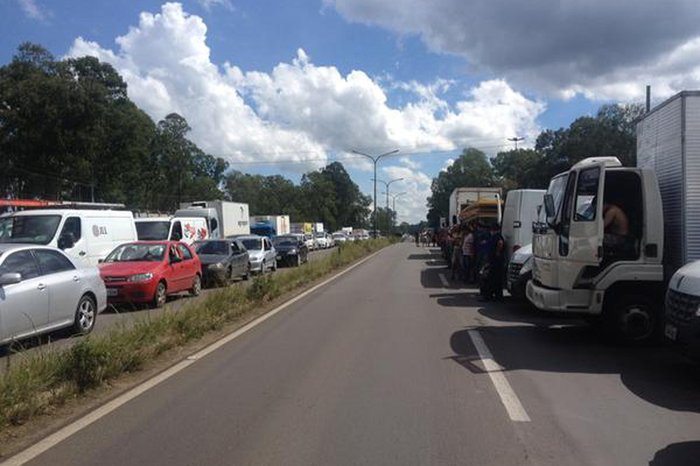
xmin=0 ymin=238 xmax=393 ymax=432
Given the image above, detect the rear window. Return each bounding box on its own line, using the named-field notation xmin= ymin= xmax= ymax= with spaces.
xmin=241 ymin=238 xmax=262 ymax=250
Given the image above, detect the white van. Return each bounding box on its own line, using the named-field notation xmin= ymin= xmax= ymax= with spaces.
xmin=134 ymin=217 xmax=209 ymax=245
xmin=501 ymin=189 xmax=545 ymax=263
xmin=0 ymin=209 xmax=137 ymax=266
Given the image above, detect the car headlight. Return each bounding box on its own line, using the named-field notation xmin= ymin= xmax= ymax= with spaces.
xmin=288 ymin=249 xmax=297 ymax=254
xmin=128 ymin=272 xmax=154 ymax=282
xmin=209 ymin=262 xmax=224 ymax=269
xmin=519 ymin=257 xmax=533 ymax=275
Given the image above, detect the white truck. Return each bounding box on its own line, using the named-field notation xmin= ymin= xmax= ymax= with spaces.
xmin=177 ymin=201 xmax=250 ymax=238
xmin=503 ymin=189 xmax=545 ymax=300
xmin=250 ymin=215 xmax=291 ymax=238
xmin=526 ymin=91 xmax=700 ymax=342
xmin=0 ymin=209 xmax=137 ymax=265
xmin=448 ymin=187 xmax=502 ymax=227
xmin=134 ymin=216 xmax=210 ymax=244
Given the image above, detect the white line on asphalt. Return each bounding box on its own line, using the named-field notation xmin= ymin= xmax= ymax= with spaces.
xmin=467 ymin=329 xmax=531 ymax=422
xmin=438 ymin=273 xmax=450 ymax=287
xmin=1 ymin=247 xmax=388 ymax=466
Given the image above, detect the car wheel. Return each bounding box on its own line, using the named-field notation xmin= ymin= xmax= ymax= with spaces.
xmin=152 ymin=281 xmax=167 ymax=308
xmin=296 ymin=255 xmax=301 ymax=267
xmin=72 ymin=295 xmax=96 ymax=335
xmin=243 ymin=263 xmax=251 ymax=280
xmin=190 ymin=274 xmax=202 ymax=297
xmin=272 ymin=259 xmax=278 ymax=272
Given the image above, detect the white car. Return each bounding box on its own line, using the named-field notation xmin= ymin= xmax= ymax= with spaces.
xmin=0 ymin=244 xmax=106 ymax=345
xmin=238 ymin=235 xmax=277 ymax=273
xmin=332 ymin=232 xmax=347 ymax=244
xmin=314 ymin=232 xmax=330 ymax=249
xmin=304 ymin=234 xmax=316 ymax=251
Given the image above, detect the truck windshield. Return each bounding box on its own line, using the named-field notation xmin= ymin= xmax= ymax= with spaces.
xmin=547 ymin=174 xmax=568 ymax=218
xmin=0 ymin=215 xmax=61 ymax=245
xmin=135 ymin=221 xmax=170 ymax=240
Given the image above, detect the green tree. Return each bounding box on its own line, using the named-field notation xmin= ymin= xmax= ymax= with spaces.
xmin=492 ymin=149 xmax=544 ymax=190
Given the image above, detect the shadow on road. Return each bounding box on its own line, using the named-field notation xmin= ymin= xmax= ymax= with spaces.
xmin=649 ymin=441 xmax=700 ymax=466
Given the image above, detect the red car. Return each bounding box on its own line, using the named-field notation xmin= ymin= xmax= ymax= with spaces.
xmin=99 ymin=241 xmax=202 ymax=308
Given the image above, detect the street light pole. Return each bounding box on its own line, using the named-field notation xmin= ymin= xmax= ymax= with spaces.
xmin=391 ymin=191 xmax=407 ymax=212
xmin=352 ymin=149 xmax=399 ymax=234
xmin=371 ymin=177 xmax=404 ymax=209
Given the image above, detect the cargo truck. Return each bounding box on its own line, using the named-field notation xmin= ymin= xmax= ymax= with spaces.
xmin=177 ymin=201 xmax=250 ymax=239
xmin=526 ymin=90 xmax=700 ymax=343
xmin=250 ymin=215 xmax=290 ymax=238
xmin=448 ymin=187 xmax=502 ymax=227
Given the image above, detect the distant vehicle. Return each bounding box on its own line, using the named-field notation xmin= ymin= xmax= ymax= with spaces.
xmin=250 ymin=215 xmax=291 ymax=237
xmin=448 ymin=187 xmax=502 ymax=227
xmin=177 ymin=201 xmax=250 ymax=239
xmin=304 ymin=233 xmax=316 ymax=250
xmin=99 ymin=241 xmax=202 ymax=308
xmin=273 ymin=234 xmax=308 ymax=267
xmin=502 ymin=189 xmax=545 ymax=264
xmin=291 ymin=222 xmax=313 ymax=235
xmin=135 ymin=216 xmax=209 ymax=245
xmin=0 ymin=209 xmax=137 ymax=266
xmin=0 ymin=244 xmax=106 ymax=345
xmin=195 ymin=239 xmax=250 ymax=285
xmin=237 ymin=235 xmax=277 ymax=274
xmin=313 ymin=222 xmax=324 ymax=234
xmin=314 ymin=231 xmax=330 ymax=249
xmin=332 ymin=232 xmax=348 ymax=243
xmin=506 ymin=243 xmax=533 ymax=301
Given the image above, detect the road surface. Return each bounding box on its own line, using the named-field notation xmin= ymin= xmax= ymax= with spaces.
xmin=11 ymin=243 xmax=700 ymax=465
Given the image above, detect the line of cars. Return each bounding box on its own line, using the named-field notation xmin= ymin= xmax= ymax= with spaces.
xmin=0 ymin=229 xmax=313 ymax=347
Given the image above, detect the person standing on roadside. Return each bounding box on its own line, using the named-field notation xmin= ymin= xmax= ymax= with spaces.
xmin=451 ymin=226 xmax=464 ymax=280
xmin=474 ymin=223 xmax=490 ymax=277
xmin=483 ymin=224 xmax=505 ymax=301
xmin=462 ymin=225 xmax=475 ymax=284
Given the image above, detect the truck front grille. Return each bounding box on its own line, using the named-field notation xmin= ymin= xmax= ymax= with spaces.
xmin=665 ymin=289 xmax=699 ymax=325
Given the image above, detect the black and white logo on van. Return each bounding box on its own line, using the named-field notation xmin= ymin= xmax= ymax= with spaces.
xmin=92 ymin=225 xmax=108 ymax=237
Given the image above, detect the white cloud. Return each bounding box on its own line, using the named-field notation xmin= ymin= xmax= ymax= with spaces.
xmin=441 ymin=158 xmax=454 ymax=172
xmin=17 ymin=0 xmax=47 ymax=21
xmin=381 ymin=164 xmax=432 ymax=223
xmin=197 ymin=0 xmax=234 ymax=12
xmin=66 ymin=2 xmax=544 ymax=208
xmin=327 ymin=0 xmax=700 ymax=101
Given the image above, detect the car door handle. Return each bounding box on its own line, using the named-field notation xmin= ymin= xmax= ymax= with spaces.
xmin=78 ymin=251 xmax=86 ymax=256
xmin=73 ymin=276 xmax=80 ymax=282
xmin=37 ymin=283 xmax=46 ymax=291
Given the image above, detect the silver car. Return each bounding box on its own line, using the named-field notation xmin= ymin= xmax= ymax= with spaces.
xmin=238 ymin=235 xmax=277 ymax=274
xmin=0 ymin=244 xmax=107 ymax=345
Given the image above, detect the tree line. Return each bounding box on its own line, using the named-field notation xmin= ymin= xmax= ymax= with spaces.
xmin=426 ymin=103 xmax=644 ymax=227
xmin=0 ymin=43 xmax=373 ymax=232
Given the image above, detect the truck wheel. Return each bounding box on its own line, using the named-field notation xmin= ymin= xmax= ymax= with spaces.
xmin=603 ymin=293 xmax=658 ymax=343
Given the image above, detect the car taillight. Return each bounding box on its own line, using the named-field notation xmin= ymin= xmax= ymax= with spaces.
xmin=512 ymin=245 xmax=521 ymax=253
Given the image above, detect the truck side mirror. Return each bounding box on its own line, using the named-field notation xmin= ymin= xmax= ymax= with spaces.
xmin=543 ymin=194 xmax=555 ymax=218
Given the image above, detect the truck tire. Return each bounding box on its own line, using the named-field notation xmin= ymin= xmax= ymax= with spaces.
xmin=602 ymin=293 xmax=658 ymax=344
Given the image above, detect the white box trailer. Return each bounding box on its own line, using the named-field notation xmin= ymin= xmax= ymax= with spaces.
xmin=448 ymin=187 xmax=502 ymax=226
xmin=502 ymin=189 xmax=545 ymax=263
xmin=637 ymin=90 xmax=700 ymax=275
xmin=178 ymin=201 xmax=250 ymax=238
xmin=250 ymin=215 xmax=291 ymax=236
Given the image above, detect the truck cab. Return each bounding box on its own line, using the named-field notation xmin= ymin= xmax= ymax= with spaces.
xmin=526 ymin=156 xmax=665 ymax=341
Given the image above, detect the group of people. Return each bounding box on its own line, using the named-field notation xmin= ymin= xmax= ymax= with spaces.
xmin=430 ymin=222 xmax=506 ymax=301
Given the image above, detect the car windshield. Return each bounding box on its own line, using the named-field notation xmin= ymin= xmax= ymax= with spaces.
xmin=546 ymin=174 xmax=568 ymax=218
xmin=196 ymin=241 xmax=229 ymax=255
xmin=241 ymin=238 xmax=262 ymax=250
xmin=135 ymin=221 xmax=170 ymax=240
xmin=105 ymin=243 xmax=165 ymax=262
xmin=314 ymin=233 xmax=324 ymax=238
xmin=273 ymin=236 xmax=297 ymax=246
xmin=0 ymin=215 xmax=61 ymax=245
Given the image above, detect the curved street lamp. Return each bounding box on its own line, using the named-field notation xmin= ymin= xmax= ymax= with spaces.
xmin=351 ymin=149 xmax=399 ymax=233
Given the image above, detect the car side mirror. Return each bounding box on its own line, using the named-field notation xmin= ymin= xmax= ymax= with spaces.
xmin=0 ymin=272 xmax=22 ymax=286
xmin=58 ymin=233 xmax=75 ymax=250
xmin=98 ymin=258 xmax=104 ymax=264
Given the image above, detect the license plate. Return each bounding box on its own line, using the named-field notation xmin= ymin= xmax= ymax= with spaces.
xmin=664 ymin=323 xmax=678 ymax=341
xmin=276 ymin=255 xmax=282 ymax=260
xmin=107 ymin=288 xmax=118 ymax=297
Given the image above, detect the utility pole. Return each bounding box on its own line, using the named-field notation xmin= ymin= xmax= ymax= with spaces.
xmin=351 ymin=149 xmax=399 ymax=234
xmin=389 ymin=191 xmax=407 ymax=212
xmin=372 ymin=177 xmax=404 ymax=209
xmin=507 ymin=137 xmax=524 ymax=150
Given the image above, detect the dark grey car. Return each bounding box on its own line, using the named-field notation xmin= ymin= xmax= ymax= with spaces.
xmin=273 ymin=235 xmax=309 ymax=267
xmin=195 ymin=239 xmax=250 ymax=286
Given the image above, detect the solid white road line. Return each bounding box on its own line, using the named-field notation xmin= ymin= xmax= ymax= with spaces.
xmin=467 ymin=329 xmax=531 ymax=422
xmin=438 ymin=273 xmax=450 ymax=287
xmin=2 ymin=247 xmax=388 ymax=466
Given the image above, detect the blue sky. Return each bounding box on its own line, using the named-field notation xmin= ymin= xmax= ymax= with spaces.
xmin=3 ymin=0 xmax=698 ymax=222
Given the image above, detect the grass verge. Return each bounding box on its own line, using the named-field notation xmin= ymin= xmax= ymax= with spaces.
xmin=0 ymin=238 xmax=393 ymax=432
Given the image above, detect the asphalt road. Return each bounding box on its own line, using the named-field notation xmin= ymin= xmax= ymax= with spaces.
xmin=0 ymin=246 xmax=337 ymax=366
xmin=13 ymin=243 xmax=700 ymax=465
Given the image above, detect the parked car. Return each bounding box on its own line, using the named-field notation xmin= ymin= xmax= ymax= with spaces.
xmin=506 ymin=243 xmax=533 ymax=301
xmin=314 ymin=232 xmax=330 ymax=249
xmin=332 ymin=232 xmax=348 ymax=244
xmin=195 ymin=239 xmax=250 ymax=286
xmin=273 ymin=234 xmax=309 ymax=266
xmin=0 ymin=244 xmax=106 ymax=345
xmin=237 ymin=235 xmax=277 ymax=273
xmin=304 ymin=233 xmax=316 ymax=251
xmin=99 ymin=241 xmax=202 ymax=308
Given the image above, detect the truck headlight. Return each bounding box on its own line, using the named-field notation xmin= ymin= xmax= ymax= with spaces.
xmin=128 ymin=273 xmax=154 ymax=282
xmin=520 ymin=257 xmax=533 ymax=275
